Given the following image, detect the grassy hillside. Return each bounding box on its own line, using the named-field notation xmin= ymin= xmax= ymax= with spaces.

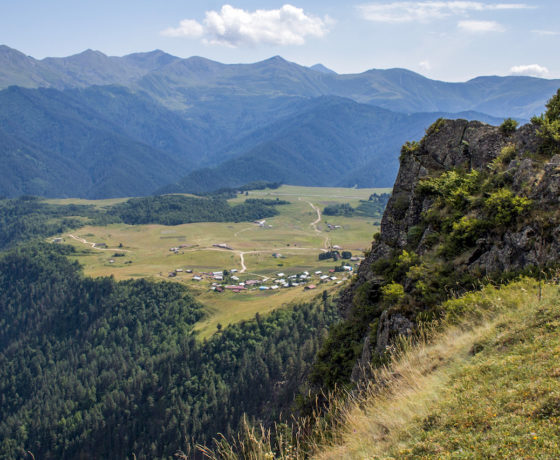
xmin=314 ymin=279 xmax=560 ymax=459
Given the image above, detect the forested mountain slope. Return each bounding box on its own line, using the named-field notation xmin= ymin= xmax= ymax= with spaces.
xmin=0 ymin=86 xmax=186 ymax=198
xmin=162 ymin=99 xmax=506 ymax=194
xmin=0 ymin=244 xmax=340 ymax=459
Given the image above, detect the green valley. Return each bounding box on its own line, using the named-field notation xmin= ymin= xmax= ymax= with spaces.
xmin=49 ymin=185 xmax=388 ymax=338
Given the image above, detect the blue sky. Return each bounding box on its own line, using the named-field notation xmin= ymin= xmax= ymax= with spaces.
xmin=1 ymin=1 xmax=559 ymax=81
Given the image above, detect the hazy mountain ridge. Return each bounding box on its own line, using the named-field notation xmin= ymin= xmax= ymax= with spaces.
xmin=162 ymin=98 xmax=508 ymax=194
xmin=1 ymin=45 xmax=557 ymax=118
xmin=0 ymin=44 xmax=557 ymax=198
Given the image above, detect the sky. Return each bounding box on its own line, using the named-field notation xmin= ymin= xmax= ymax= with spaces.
xmin=1 ymin=0 xmax=559 ymax=81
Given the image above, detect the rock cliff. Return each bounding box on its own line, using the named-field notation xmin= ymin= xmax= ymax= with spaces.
xmin=323 ymin=108 xmax=560 ymax=387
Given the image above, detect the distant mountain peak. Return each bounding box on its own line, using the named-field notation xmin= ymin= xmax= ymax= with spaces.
xmin=256 ymin=55 xmax=293 ymax=66
xmin=310 ymin=63 xmax=337 ymax=75
xmin=75 ymin=49 xmax=107 ymax=58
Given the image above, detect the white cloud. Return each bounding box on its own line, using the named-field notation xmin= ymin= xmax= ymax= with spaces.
xmin=161 ymin=4 xmax=329 ymax=47
xmin=161 ymin=19 xmax=204 ymax=38
xmin=510 ymin=64 xmax=550 ymax=77
xmin=358 ymin=1 xmax=532 ymax=23
xmin=532 ymin=29 xmax=559 ymax=36
xmin=458 ymin=20 xmax=505 ymax=33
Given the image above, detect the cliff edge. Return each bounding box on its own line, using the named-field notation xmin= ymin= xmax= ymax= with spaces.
xmin=311 ymin=89 xmax=560 ymax=389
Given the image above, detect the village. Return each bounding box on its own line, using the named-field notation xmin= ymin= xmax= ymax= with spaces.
xmin=165 ymin=244 xmax=362 ymax=294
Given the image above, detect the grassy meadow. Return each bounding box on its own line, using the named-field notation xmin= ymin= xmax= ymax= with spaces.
xmin=53 ymin=185 xmax=386 ymax=336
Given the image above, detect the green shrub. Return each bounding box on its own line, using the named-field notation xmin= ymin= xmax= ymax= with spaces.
xmin=489 ymin=144 xmax=517 ymax=170
xmin=545 ymin=88 xmax=560 ymax=121
xmin=400 ymin=141 xmax=420 ymax=161
xmin=484 ymin=188 xmax=532 ymax=226
xmin=534 ymin=89 xmax=560 ymax=155
xmin=407 ymin=225 xmax=425 ymax=248
xmin=500 ymin=118 xmax=519 ymax=135
xmin=442 ymin=216 xmax=487 ymax=257
xmin=381 ymin=282 xmax=405 ymax=304
xmin=417 ymin=170 xmax=480 ymax=212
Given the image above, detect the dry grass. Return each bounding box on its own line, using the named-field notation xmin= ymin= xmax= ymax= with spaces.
xmin=194 ymin=278 xmax=556 ymax=459
xmin=313 ymin=280 xmax=535 ymax=459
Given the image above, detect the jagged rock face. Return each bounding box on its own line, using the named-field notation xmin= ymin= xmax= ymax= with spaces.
xmin=341 ymin=118 xmax=556 ymax=361
xmin=350 ymin=120 xmax=546 ymax=290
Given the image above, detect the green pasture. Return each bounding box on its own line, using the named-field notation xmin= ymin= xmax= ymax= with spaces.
xmin=55 ymin=185 xmax=386 ymax=335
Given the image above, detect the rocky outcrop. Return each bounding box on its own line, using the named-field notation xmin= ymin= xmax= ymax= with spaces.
xmin=341 ymin=118 xmax=560 ymax=363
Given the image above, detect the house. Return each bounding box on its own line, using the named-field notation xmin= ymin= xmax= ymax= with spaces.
xmin=175 ymin=268 xmax=183 ymax=273
xmin=315 ymin=271 xmax=322 ymax=275
xmin=343 ymin=265 xmax=353 ymax=271
xmin=305 ymin=284 xmax=317 ymax=290
xmin=333 ymin=245 xmax=342 ymax=250
xmin=52 ymin=238 xmax=63 ymax=243
xmin=320 ymin=275 xmax=329 ymax=280
xmin=259 ymin=286 xmax=270 ymax=290
xmin=277 ymin=272 xmax=285 ymax=277
xmin=225 ymin=285 xmax=245 ymax=290
xmin=192 ymin=276 xmax=202 ymax=281
xmin=231 ymin=276 xmax=240 ymax=281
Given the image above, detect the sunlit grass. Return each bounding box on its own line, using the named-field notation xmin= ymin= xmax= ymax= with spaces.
xmin=197 ymin=278 xmax=560 ymax=459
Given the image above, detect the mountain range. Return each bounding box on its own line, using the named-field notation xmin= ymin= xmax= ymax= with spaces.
xmin=1 ymin=44 xmax=558 ymax=198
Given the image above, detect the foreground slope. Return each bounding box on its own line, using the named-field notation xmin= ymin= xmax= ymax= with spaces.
xmin=316 ymin=279 xmax=560 ymax=459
